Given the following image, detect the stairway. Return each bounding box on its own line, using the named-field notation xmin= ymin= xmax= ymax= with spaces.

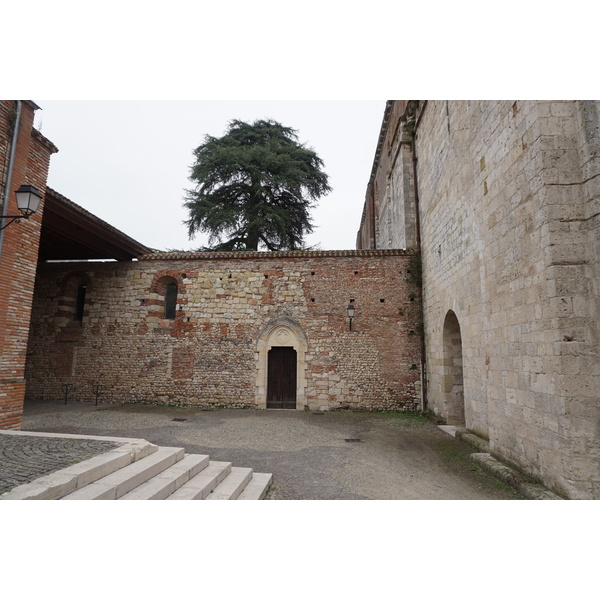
xmin=1 ymin=438 xmax=272 ymax=500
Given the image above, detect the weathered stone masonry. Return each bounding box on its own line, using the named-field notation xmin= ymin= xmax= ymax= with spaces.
xmin=25 ymin=250 xmax=422 ymax=412
xmin=358 ymin=100 xmax=600 ymax=499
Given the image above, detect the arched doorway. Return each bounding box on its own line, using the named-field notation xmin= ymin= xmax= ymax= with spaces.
xmin=442 ymin=310 xmax=465 ymax=425
xmin=256 ymin=317 xmax=307 ymax=409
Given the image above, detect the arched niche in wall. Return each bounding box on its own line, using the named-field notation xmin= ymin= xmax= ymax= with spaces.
xmin=442 ymin=309 xmax=465 ymax=425
xmin=256 ymin=317 xmax=308 ymax=409
xmin=148 ymin=274 xmax=183 ymax=320
xmin=56 ymin=271 xmax=90 ymax=328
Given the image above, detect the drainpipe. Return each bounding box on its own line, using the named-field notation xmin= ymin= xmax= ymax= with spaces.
xmin=410 ymin=100 xmax=428 ymax=412
xmin=0 ymin=100 xmax=22 ymax=260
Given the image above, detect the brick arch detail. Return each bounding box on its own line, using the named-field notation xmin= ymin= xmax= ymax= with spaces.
xmin=148 ymin=273 xmax=183 ymax=295
xmin=56 ymin=271 xmax=90 ymax=327
xmin=146 ymin=273 xmax=187 ymax=319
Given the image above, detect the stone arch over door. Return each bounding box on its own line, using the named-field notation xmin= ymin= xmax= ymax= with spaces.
xmin=442 ymin=310 xmax=465 ymax=425
xmin=256 ymin=317 xmax=308 ymax=409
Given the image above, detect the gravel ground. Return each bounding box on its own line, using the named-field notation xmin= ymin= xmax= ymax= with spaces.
xmin=20 ymin=400 xmax=523 ymax=500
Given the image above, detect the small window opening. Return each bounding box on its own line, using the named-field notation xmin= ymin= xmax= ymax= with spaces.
xmin=380 ymin=299 xmax=385 ymax=303
xmin=311 ymin=271 xmax=315 ymax=276
xmin=74 ymin=284 xmax=86 ymax=321
xmin=354 ymin=271 xmax=359 ymax=275
xmin=311 ymin=298 xmax=315 ymax=302
xmin=165 ymin=283 xmax=178 ymax=320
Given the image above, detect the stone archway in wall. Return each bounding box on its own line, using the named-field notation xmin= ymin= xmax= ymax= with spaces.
xmin=442 ymin=310 xmax=465 ymax=425
xmin=256 ymin=317 xmax=308 ymax=409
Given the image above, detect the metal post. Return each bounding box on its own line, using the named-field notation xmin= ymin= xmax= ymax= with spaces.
xmin=62 ymin=383 xmax=72 ymax=405
xmin=93 ymin=385 xmax=102 ymax=406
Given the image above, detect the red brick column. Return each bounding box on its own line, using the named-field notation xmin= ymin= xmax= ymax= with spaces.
xmin=0 ymin=101 xmax=57 ymax=429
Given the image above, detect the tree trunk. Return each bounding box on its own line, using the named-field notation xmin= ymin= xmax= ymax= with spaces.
xmin=246 ymin=233 xmax=259 ymax=251
xmin=246 ymin=190 xmax=261 ymax=250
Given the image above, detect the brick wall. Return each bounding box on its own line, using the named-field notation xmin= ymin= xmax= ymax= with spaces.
xmin=0 ymin=100 xmax=57 ymax=430
xmin=25 ymin=250 xmax=423 ymax=412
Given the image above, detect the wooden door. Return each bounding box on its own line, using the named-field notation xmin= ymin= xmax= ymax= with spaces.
xmin=267 ymin=347 xmax=297 ymax=409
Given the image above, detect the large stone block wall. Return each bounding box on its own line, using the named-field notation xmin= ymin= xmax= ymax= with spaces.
xmin=0 ymin=101 xmax=57 ymax=430
xmin=359 ymin=100 xmax=599 ymax=498
xmin=416 ymin=100 xmax=600 ymax=499
xmin=25 ymin=250 xmax=422 ymax=412
xmin=357 ymin=101 xmax=415 ymax=251
xmin=373 ymin=102 xmax=416 ymax=250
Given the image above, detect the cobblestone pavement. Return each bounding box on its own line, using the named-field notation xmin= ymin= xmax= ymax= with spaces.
xmin=0 ymin=433 xmax=120 ymax=495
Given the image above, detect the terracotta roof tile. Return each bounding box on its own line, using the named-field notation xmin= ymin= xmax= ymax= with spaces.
xmin=138 ymin=248 xmax=414 ymax=261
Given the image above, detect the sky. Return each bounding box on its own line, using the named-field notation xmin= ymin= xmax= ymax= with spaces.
xmin=36 ymin=101 xmax=386 ymax=253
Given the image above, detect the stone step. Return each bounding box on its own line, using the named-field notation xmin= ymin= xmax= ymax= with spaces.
xmin=119 ymin=454 xmax=210 ymax=500
xmin=61 ymin=446 xmax=185 ymax=500
xmin=168 ymin=461 xmax=232 ymax=500
xmin=206 ymin=466 xmax=253 ymax=500
xmin=1 ymin=433 xmax=272 ymax=500
xmin=237 ymin=472 xmax=273 ymax=500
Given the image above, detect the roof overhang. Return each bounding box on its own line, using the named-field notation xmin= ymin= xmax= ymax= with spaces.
xmin=38 ymin=188 xmax=151 ymax=261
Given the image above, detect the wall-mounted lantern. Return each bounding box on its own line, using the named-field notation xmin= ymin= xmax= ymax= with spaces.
xmin=347 ymin=303 xmax=356 ymax=331
xmin=0 ymin=185 xmax=42 ymax=230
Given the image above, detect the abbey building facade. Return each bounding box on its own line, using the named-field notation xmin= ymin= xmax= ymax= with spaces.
xmin=357 ymin=100 xmax=600 ymax=499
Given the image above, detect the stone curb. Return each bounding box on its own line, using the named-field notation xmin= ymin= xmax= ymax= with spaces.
xmin=441 ymin=428 xmax=563 ymax=500
xmin=0 ymin=436 xmax=157 ymax=500
xmin=470 ymin=453 xmax=563 ymax=500
xmin=0 ymin=429 xmax=146 ymax=444
xmin=458 ymin=432 xmax=490 ymax=453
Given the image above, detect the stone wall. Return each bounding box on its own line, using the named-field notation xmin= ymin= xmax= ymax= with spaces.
xmin=25 ymin=250 xmax=422 ymax=412
xmin=357 ymin=101 xmax=415 ymax=250
xmin=0 ymin=101 xmax=57 ymax=429
xmin=357 ymin=100 xmax=600 ymax=499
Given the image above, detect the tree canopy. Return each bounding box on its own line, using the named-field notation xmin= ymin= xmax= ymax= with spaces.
xmin=184 ymin=119 xmax=331 ymax=251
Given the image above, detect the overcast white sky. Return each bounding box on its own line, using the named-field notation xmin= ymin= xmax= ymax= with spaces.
xmin=36 ymin=100 xmax=386 ymax=252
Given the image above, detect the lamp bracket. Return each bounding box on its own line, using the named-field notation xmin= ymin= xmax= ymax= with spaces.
xmin=0 ymin=214 xmax=29 ymax=230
